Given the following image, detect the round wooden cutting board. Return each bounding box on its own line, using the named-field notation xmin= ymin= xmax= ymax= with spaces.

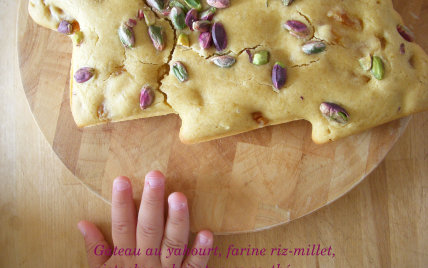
xmin=17 ymin=0 xmax=417 ymax=234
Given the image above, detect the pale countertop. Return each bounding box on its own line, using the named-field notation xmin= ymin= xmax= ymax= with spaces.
xmin=1 ymin=0 xmax=428 ymax=267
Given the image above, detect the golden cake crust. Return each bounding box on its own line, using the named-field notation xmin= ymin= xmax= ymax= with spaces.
xmin=29 ymin=0 xmax=428 ymax=144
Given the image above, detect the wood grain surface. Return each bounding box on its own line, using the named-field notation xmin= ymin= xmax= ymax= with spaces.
xmin=1 ymin=0 xmax=428 ymax=267
xmin=16 ymin=0 xmax=418 ymax=234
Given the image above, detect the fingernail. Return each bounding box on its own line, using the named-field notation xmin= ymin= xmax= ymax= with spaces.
xmin=169 ymin=201 xmax=185 ymax=210
xmin=114 ymin=179 xmax=130 ymax=191
xmin=147 ymin=176 xmax=163 ymax=188
xmin=199 ymin=234 xmax=210 ymax=245
xmin=77 ymin=224 xmax=86 ymax=236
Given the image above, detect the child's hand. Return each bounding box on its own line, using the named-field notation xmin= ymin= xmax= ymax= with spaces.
xmin=77 ymin=171 xmax=213 ymax=268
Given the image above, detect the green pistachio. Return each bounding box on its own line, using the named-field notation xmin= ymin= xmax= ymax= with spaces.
xmin=282 ymin=0 xmax=293 ymax=5
xmin=211 ymin=55 xmax=236 ymax=68
xmin=144 ymin=11 xmax=156 ymax=26
xmin=147 ymin=0 xmax=165 ymax=11
xmin=170 ymin=7 xmax=186 ymax=30
xmin=358 ymin=54 xmax=372 ymax=71
xmin=252 ymin=51 xmax=270 ymax=65
xmin=184 ymin=0 xmax=202 ymax=11
xmin=371 ymin=56 xmax=385 ymax=80
xmin=177 ymin=33 xmax=190 ymax=47
xmin=148 ymin=25 xmax=166 ymax=51
xmin=118 ymin=24 xmax=135 ymax=48
xmin=302 ymin=41 xmax=326 ymax=54
xmin=172 ymin=62 xmax=189 ymax=82
xmin=169 ymin=1 xmax=189 ymax=14
xmin=73 ymin=31 xmax=84 ymax=46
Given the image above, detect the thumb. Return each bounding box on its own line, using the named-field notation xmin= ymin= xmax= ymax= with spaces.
xmin=77 ymin=221 xmax=110 ymax=267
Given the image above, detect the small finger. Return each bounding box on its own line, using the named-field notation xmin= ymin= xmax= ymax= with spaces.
xmin=161 ymin=192 xmax=189 ymax=267
xmin=181 ymin=230 xmax=214 ymax=268
xmin=111 ymin=176 xmax=137 ymax=249
xmin=77 ymin=221 xmax=110 ymax=267
xmin=136 ymin=171 xmax=165 ymax=265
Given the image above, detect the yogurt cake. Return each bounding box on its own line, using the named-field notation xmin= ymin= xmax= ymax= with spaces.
xmin=29 ymin=0 xmax=428 ymax=144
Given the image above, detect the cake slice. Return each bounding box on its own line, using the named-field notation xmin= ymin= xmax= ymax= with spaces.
xmin=29 ymin=0 xmax=176 ymax=127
